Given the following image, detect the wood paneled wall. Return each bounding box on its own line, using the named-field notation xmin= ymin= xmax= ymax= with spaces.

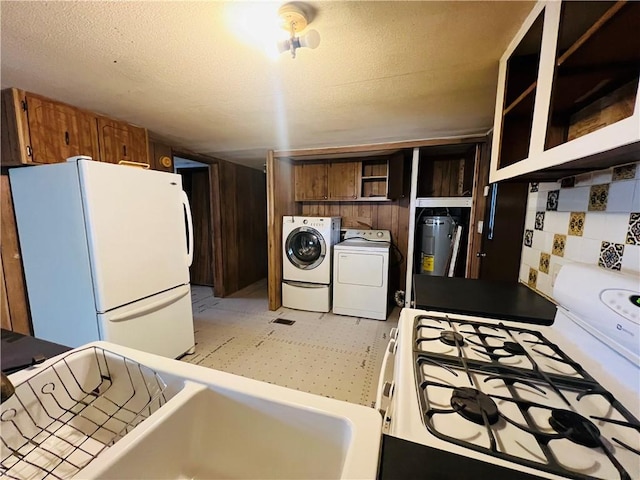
xmin=300 ymin=199 xmax=411 ymax=293
xmin=266 ymin=153 xmax=301 ymax=310
xmin=218 ymin=160 xmax=268 ymax=296
xmin=0 ymin=174 xmax=31 ymax=334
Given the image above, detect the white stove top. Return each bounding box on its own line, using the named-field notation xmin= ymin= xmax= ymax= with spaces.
xmin=385 ymin=264 xmax=640 ymax=480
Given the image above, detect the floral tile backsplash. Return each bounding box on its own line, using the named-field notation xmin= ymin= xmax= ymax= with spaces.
xmin=520 ymin=161 xmax=640 ymax=299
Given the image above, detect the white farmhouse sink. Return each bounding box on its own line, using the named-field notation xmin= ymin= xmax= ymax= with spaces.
xmin=2 ymin=341 xmax=382 ymax=480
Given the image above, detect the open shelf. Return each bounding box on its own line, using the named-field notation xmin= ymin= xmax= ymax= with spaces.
xmin=416 ymin=144 xmax=476 ymax=198
xmin=362 ymin=175 xmax=388 ymax=181
xmin=498 ymin=9 xmax=545 ymax=169
xmin=416 ymin=197 xmax=472 ymax=208
xmin=503 ymin=82 xmax=537 ymax=116
xmin=360 ymin=159 xmax=388 ymax=198
xmin=545 ymin=1 xmax=639 ymax=150
xmin=556 ymin=2 xmax=631 ymax=68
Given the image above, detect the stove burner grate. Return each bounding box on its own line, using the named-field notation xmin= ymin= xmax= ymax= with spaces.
xmin=413 ymin=314 xmax=639 ymax=480
xmin=440 ymin=330 xmax=464 ymax=346
xmin=549 ymin=409 xmax=601 ymax=448
xmin=502 ymin=341 xmax=526 ymax=355
xmin=450 ymin=387 xmax=499 ymax=425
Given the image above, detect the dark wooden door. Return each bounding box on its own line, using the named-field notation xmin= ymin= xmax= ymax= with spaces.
xmin=477 ymin=182 xmax=529 ymax=282
xmin=180 ymin=167 xmax=214 ymax=286
xmin=26 ymin=94 xmax=99 ymax=164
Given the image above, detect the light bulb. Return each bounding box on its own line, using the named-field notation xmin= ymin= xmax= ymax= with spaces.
xmin=298 ymin=29 xmax=320 ymax=50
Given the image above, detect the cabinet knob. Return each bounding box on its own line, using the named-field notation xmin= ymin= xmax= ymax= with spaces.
xmin=476 ymin=252 xmax=487 ymax=258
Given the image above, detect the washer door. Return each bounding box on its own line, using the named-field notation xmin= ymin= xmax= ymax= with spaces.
xmin=285 ymin=226 xmax=326 ymax=270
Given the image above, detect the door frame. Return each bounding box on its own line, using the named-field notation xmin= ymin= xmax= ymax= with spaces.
xmin=172 ymin=150 xmax=225 ymax=297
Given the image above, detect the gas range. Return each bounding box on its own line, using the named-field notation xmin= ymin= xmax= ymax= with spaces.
xmin=379 ymin=264 xmax=639 ymax=480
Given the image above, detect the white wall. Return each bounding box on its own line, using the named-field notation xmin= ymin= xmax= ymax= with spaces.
xmin=520 ymin=161 xmax=640 ymax=299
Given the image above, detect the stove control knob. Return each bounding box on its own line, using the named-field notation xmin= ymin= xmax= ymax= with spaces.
xmin=377 ymin=231 xmax=384 ymax=238
xmin=602 ymin=289 xmax=640 ymax=325
xmin=390 ymin=327 xmax=398 ymax=339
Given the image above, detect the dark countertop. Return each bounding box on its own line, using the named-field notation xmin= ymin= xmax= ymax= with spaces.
xmin=1 ymin=329 xmax=71 ymax=374
xmin=413 ymin=275 xmax=557 ymax=325
xmin=378 ymin=434 xmax=544 ymax=480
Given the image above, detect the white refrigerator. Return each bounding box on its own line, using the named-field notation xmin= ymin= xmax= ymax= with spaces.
xmin=9 ymin=157 xmax=196 ymax=359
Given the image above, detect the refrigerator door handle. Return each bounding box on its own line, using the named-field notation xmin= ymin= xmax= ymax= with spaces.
xmin=181 ymin=190 xmax=194 ymax=267
xmin=108 ymin=287 xmax=190 ymax=322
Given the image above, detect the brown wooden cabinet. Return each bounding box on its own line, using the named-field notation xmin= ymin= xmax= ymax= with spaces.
xmin=294 ymin=162 xmax=328 ymax=201
xmin=1 ymin=89 xmax=100 ymax=166
xmin=328 ymin=162 xmax=358 ymax=200
xmin=1 ymin=88 xmax=150 ymax=167
xmin=25 ymin=93 xmax=100 ymax=165
xmin=97 ymin=117 xmax=149 ymax=166
xmin=294 ymin=161 xmax=358 ymax=201
xmin=294 ymin=155 xmax=407 ymax=202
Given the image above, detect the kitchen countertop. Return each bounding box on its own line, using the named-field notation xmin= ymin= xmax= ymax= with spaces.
xmin=412 ymin=275 xmax=557 ymax=325
xmin=378 ymin=434 xmax=545 ymax=480
xmin=1 ymin=329 xmax=71 ymax=374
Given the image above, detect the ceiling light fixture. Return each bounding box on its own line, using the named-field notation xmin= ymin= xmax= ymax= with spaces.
xmin=277 ymin=2 xmax=320 ymax=59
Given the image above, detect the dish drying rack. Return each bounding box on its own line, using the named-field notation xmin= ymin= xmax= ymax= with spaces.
xmin=1 ymin=346 xmax=169 ymax=479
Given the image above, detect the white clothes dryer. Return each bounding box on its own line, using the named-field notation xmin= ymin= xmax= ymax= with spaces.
xmin=282 ymin=216 xmax=341 ymax=312
xmin=333 ymin=229 xmax=391 ymax=320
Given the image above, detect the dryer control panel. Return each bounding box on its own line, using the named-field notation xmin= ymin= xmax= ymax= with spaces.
xmin=343 ymin=229 xmax=391 ymax=242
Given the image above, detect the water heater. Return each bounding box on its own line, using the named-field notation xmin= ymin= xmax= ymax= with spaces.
xmin=418 ymin=216 xmax=458 ymax=276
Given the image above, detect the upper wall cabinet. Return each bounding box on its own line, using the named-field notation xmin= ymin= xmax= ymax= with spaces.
xmin=1 ymin=88 xmax=150 ymax=168
xmin=293 ymin=152 xmax=408 ymax=202
xmin=294 ymin=161 xmax=360 ymax=201
xmin=327 ymin=161 xmax=359 ymax=200
xmin=1 ymin=89 xmax=99 ymax=165
xmin=97 ymin=117 xmax=149 ymax=166
xmin=490 ymin=1 xmax=640 ymax=182
xmin=294 ymin=162 xmax=329 ymax=201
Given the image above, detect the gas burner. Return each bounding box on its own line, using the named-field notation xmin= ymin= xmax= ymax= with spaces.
xmin=503 ymin=341 xmax=526 ymax=355
xmin=549 ymin=409 xmax=601 ymax=448
xmin=440 ymin=331 xmax=464 ymax=346
xmin=450 ymin=387 xmax=499 ymax=425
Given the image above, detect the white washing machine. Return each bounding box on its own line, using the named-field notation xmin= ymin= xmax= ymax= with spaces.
xmin=282 ymin=216 xmax=341 ymax=312
xmin=333 ymin=229 xmax=391 ymax=320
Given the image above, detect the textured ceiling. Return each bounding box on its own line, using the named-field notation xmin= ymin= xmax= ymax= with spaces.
xmin=1 ymin=1 xmax=534 ymax=169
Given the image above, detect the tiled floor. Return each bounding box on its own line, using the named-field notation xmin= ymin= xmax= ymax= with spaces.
xmin=183 ymin=280 xmax=399 ymax=407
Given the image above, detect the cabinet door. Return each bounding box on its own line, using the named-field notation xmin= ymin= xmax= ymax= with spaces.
xmin=328 ymin=162 xmax=358 ymax=200
xmin=97 ymin=117 xmax=149 ymax=166
xmin=25 ymin=94 xmax=99 ymax=164
xmin=294 ymin=163 xmax=328 ymax=201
